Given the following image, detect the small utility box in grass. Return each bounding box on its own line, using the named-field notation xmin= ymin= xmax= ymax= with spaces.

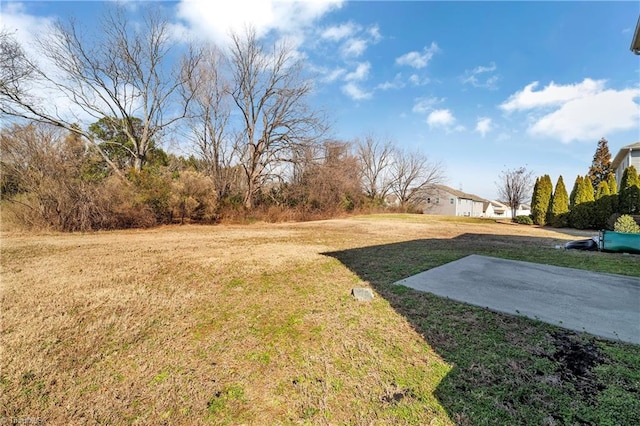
xmin=352 ymin=287 xmax=374 ymax=302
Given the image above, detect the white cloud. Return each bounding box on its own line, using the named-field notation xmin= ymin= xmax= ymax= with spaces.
xmin=176 ymin=0 xmax=343 ymax=45
xmin=412 ymin=96 xmax=443 ymax=114
xmin=0 ymin=3 xmax=102 ymax=123
xmin=427 ymin=109 xmax=455 ymax=128
xmin=342 ymin=82 xmax=371 ymax=100
xmin=500 ymin=78 xmax=640 ymax=143
xmin=462 ymin=62 xmax=499 ymax=90
xmin=375 ymin=73 xmax=405 ymax=91
xmin=341 ymin=38 xmax=367 ymax=57
xmin=321 ymin=21 xmax=358 ymax=41
xmin=1 ymin=3 xmax=53 ymax=58
xmin=500 ymin=78 xmax=604 ymax=112
xmin=322 ymin=67 xmax=347 ymax=83
xmin=409 ymin=74 xmax=430 ymax=86
xmin=345 ymin=62 xmax=370 ymax=81
xmin=529 ymin=87 xmax=640 ymax=143
xmin=334 ymin=23 xmax=382 ymax=58
xmin=475 ymin=117 xmax=493 ymax=137
xmin=395 ymin=42 xmax=439 ymax=69
xmin=368 ymin=24 xmax=382 ymax=42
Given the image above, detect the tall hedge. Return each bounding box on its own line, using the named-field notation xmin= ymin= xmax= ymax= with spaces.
xmin=531 ymin=174 xmax=552 ymax=225
xmin=619 ymin=165 xmax=640 ymax=214
xmin=607 ymin=172 xmax=618 ymax=195
xmin=595 ymin=180 xmax=610 ymax=199
xmin=549 ymin=175 xmax=569 ymax=227
xmin=569 ymin=175 xmax=581 ymax=209
xmin=569 ymin=176 xmax=596 ymax=228
xmin=582 ymin=178 xmax=595 ymax=203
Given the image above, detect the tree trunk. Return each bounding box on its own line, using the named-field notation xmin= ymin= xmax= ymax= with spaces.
xmin=133 ymin=155 xmax=143 ymax=173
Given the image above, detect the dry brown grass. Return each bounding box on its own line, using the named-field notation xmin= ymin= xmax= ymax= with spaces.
xmin=0 ymin=216 xmax=589 ymax=425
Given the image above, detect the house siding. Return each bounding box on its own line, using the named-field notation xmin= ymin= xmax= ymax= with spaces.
xmin=423 ymin=186 xmax=485 ymax=217
xmin=615 ymin=150 xmax=640 ymax=188
xmin=613 ymin=143 xmax=640 ymax=188
xmin=424 ymin=194 xmax=457 ymax=216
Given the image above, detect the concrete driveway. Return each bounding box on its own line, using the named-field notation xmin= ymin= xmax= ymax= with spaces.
xmin=394 ymin=255 xmax=640 ymax=345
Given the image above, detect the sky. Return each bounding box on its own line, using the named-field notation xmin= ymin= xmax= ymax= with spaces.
xmin=2 ymin=0 xmax=639 ymax=200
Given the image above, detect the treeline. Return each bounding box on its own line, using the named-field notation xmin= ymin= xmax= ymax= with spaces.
xmin=0 ymin=6 xmax=444 ymax=231
xmin=530 ymin=138 xmax=640 ymax=230
xmin=0 ymin=124 xmax=443 ymax=231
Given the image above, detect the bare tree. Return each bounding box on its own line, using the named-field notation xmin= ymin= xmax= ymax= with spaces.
xmin=183 ymin=44 xmax=238 ymax=200
xmin=228 ymin=27 xmax=326 ymax=209
xmin=0 ymin=122 xmax=107 ymax=231
xmin=297 ymin=140 xmax=361 ymax=211
xmin=356 ymin=134 xmax=395 ymax=202
xmin=0 ymin=6 xmax=199 ymax=174
xmin=389 ymin=149 xmax=445 ymax=210
xmin=0 ymin=29 xmax=35 ymax=102
xmin=496 ymin=166 xmax=535 ymax=219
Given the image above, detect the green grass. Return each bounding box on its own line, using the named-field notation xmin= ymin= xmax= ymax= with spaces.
xmin=2 ymin=214 xmax=638 ymax=425
xmin=325 ymin=218 xmax=639 ymax=425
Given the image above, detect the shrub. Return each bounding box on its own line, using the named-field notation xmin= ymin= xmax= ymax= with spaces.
xmin=614 ymin=215 xmax=640 ymax=233
xmin=606 ymin=213 xmax=622 ymax=231
xmin=592 ymin=194 xmax=618 ymax=230
xmin=169 ymin=170 xmax=218 ymax=223
xmin=569 ymin=201 xmax=596 ymax=229
xmin=128 ymin=168 xmax=173 ymax=224
xmin=514 ymin=215 xmax=533 ymax=225
xmin=549 ymin=212 xmax=569 ymax=228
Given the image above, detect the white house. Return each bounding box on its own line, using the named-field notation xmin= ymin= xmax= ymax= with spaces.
xmin=612 ymin=142 xmax=640 ymax=188
xmin=483 ymin=200 xmax=508 ymax=218
xmin=423 ymin=185 xmax=486 ymax=217
xmin=483 ymin=200 xmax=531 ymax=219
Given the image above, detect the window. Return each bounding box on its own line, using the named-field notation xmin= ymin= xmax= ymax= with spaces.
xmin=427 ymin=198 xmax=431 ymax=203
xmin=435 ymin=197 xmax=440 ymax=204
xmin=450 ymin=198 xmax=454 ymax=204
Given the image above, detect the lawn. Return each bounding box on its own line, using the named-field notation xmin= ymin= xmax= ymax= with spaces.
xmin=1 ymin=215 xmax=638 ymax=425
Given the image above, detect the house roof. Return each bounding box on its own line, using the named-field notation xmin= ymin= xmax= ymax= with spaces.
xmin=612 ymin=142 xmax=640 ymax=169
xmin=432 ymin=184 xmax=487 ymax=203
xmin=631 ymin=15 xmax=640 ymax=54
xmin=483 ymin=200 xmax=507 ymax=213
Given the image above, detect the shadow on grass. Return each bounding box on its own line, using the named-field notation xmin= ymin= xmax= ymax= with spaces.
xmin=323 ymin=233 xmax=640 ymax=425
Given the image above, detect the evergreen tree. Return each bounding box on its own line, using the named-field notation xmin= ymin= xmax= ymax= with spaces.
xmin=587 ymin=137 xmax=612 ymax=191
xmin=607 ymin=172 xmax=618 ymax=195
xmin=569 ymin=175 xmax=582 ymax=209
xmin=530 ymin=177 xmax=539 ymax=213
xmin=595 ymin=181 xmax=610 ymax=199
xmin=619 ymin=165 xmax=640 ymax=190
xmin=570 ymin=177 xmax=596 ymax=229
xmin=549 ymin=175 xmax=569 ymax=227
xmin=571 ymin=176 xmax=594 ymax=206
xmin=531 ymin=174 xmax=552 ymax=225
xmin=619 ymin=165 xmax=640 ymax=214
xmin=582 ymin=178 xmax=595 ymax=203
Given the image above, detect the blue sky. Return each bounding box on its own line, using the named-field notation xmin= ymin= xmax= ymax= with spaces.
xmin=2 ymin=1 xmax=639 ymax=199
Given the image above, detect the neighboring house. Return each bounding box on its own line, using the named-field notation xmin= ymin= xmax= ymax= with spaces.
xmin=517 ymin=204 xmax=532 ymax=217
xmin=612 ymin=142 xmax=640 ymax=188
xmin=483 ymin=200 xmax=531 ymax=218
xmin=483 ymin=200 xmax=508 ymax=218
xmin=424 ymin=185 xmax=486 ymax=217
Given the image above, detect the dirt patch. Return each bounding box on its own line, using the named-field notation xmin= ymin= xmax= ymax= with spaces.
xmin=551 ymin=332 xmax=607 ymax=399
